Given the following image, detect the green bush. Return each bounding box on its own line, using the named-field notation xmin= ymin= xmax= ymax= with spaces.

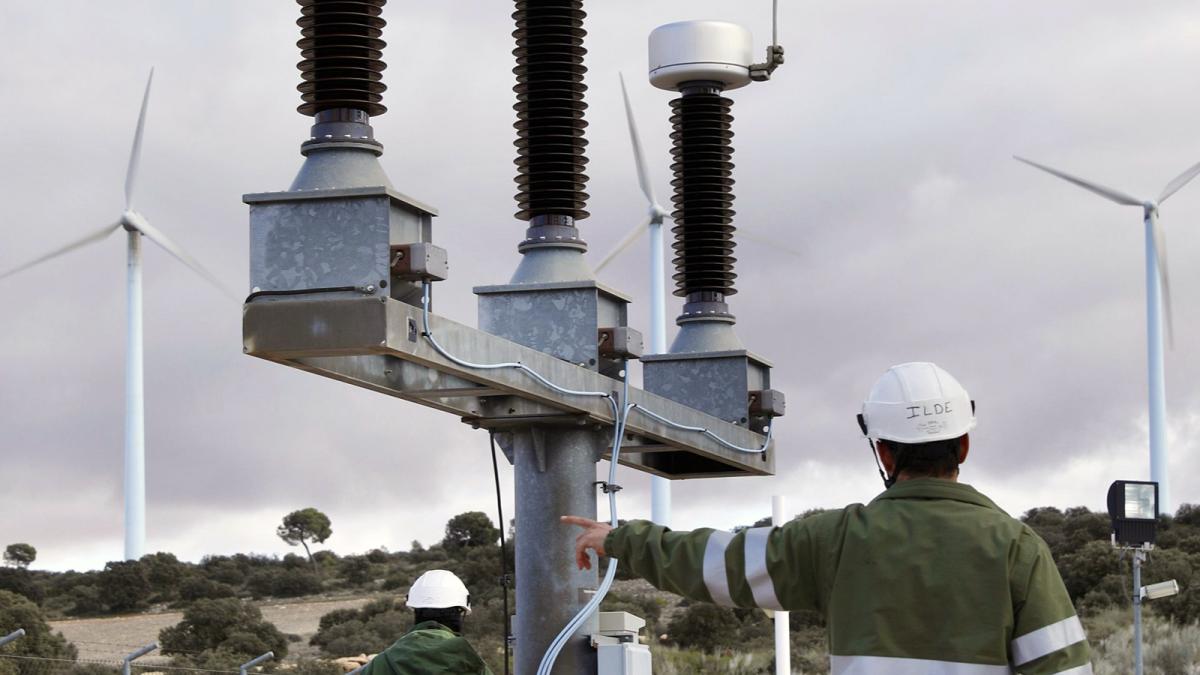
xmin=179 ymin=577 xmax=237 ymax=602
xmin=0 ymin=571 xmax=43 ymax=606
xmin=0 ymin=590 xmax=78 ymax=675
xmin=160 ymin=598 xmax=288 ymax=661
xmin=97 ymin=561 xmax=151 ymax=613
xmin=667 ymin=604 xmax=740 ymax=652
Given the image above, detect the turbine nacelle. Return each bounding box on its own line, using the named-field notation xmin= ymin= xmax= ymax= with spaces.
xmin=121 ymin=210 xmax=145 ymax=233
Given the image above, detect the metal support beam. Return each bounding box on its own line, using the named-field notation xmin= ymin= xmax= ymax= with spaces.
xmin=512 ymin=428 xmax=602 ymax=674
xmin=239 ymin=651 xmax=274 ymax=675
xmin=121 ymin=642 xmax=157 ymax=675
xmin=244 ymin=296 xmax=773 ymax=478
xmin=0 ymin=629 xmax=24 ymax=648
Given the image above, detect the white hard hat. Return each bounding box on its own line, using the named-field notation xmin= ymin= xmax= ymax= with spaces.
xmin=406 ymin=570 xmax=470 ymax=611
xmin=860 ymin=362 xmax=976 ymax=444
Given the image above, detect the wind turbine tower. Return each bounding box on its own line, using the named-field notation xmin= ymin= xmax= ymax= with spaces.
xmin=0 ymin=71 xmax=233 ymax=560
xmin=1016 ymin=155 xmax=1200 ymax=512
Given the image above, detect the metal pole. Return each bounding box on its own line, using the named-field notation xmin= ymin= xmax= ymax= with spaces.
xmin=513 ymin=429 xmax=601 ymax=675
xmin=1144 ymin=214 xmax=1169 ymax=512
xmin=125 ymin=230 xmax=146 ymax=561
xmin=121 ymin=642 xmax=157 ymax=675
xmin=772 ymin=496 xmax=790 ymax=675
xmin=0 ymin=629 xmax=24 ymax=648
xmin=648 ymin=220 xmax=671 ymax=527
xmin=1133 ymin=549 xmax=1145 ymax=675
xmin=239 ymin=651 xmax=274 ymax=675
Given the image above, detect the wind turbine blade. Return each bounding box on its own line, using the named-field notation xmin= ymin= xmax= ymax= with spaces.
xmin=1013 ymin=156 xmax=1143 ymax=207
xmin=1158 ymin=160 xmax=1200 ymax=204
xmin=0 ymin=222 xmax=122 ymax=280
xmin=130 ymin=216 xmax=238 ymax=300
xmin=739 ymin=230 xmax=803 ymax=258
xmin=125 ymin=68 xmax=154 ymax=210
xmin=620 ymin=72 xmax=658 ymax=208
xmin=1151 ymin=216 xmax=1174 ymax=348
xmin=595 ymin=216 xmax=652 ymax=274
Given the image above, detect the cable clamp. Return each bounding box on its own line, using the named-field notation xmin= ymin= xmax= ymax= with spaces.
xmin=594 ymin=481 xmax=623 ymax=494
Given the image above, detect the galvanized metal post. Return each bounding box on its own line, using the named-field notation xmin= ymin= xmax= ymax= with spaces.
xmin=0 ymin=629 xmax=24 ymax=648
xmin=121 ymin=642 xmax=157 ymax=675
xmin=511 ymin=429 xmax=601 ymax=675
xmin=772 ymin=496 xmax=790 ymax=675
xmin=239 ymin=651 xmax=274 ymax=675
xmin=125 ymin=229 xmax=146 ymax=561
xmin=1132 ymin=548 xmax=1145 ymax=675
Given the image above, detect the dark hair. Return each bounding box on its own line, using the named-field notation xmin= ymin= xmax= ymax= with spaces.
xmin=881 ymin=436 xmax=964 ymax=478
xmin=414 ymin=607 xmax=466 ymax=633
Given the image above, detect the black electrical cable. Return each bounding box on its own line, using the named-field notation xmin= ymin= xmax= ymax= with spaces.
xmin=489 ymin=432 xmax=511 ymax=675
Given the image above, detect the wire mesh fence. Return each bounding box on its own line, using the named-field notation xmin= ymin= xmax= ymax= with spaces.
xmin=0 ymin=656 xmax=246 ymax=675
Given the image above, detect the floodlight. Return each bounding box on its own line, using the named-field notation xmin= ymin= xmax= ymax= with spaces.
xmin=1108 ymin=480 xmax=1158 ymax=547
xmin=1141 ymin=580 xmax=1180 ymax=601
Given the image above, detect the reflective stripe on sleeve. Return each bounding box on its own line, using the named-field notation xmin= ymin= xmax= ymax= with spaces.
xmin=1052 ymin=664 xmax=1093 ymax=675
xmin=702 ymin=530 xmax=734 ymax=606
xmin=830 ymin=655 xmax=1013 ymax=674
xmin=1011 ymin=615 xmax=1086 ymax=666
xmin=743 ymin=527 xmax=785 ymax=610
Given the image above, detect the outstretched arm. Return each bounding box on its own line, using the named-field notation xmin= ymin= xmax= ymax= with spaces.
xmin=562 ymin=515 xmax=823 ymax=612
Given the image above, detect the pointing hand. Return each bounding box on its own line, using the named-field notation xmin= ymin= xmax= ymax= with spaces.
xmin=561 ymin=515 xmax=613 ymax=570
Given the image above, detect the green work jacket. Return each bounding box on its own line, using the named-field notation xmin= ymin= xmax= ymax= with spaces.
xmin=363 ymin=621 xmax=493 ymax=675
xmin=606 ymin=478 xmax=1092 ymax=674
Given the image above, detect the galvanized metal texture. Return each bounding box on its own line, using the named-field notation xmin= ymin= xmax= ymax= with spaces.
xmin=242 ymin=296 xmax=773 ymax=477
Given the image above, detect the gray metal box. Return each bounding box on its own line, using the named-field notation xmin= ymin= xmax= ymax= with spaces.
xmin=244 ymin=186 xmax=437 ymax=304
xmin=475 ymin=280 xmax=632 ymax=377
xmin=642 ymin=350 xmax=773 ymax=427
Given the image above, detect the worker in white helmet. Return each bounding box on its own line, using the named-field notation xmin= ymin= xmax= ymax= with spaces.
xmin=362 ymin=569 xmax=493 ymax=675
xmin=565 ymin=362 xmax=1093 ymax=674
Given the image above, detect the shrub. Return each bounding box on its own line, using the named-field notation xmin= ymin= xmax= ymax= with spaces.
xmin=179 ymin=577 xmax=237 ymax=602
xmin=667 ymin=604 xmax=741 ymax=652
xmin=160 ymin=598 xmax=287 ymax=661
xmin=0 ymin=590 xmax=77 ymax=675
xmin=0 ymin=570 xmax=43 ymax=606
xmin=98 ymin=561 xmax=151 ymax=612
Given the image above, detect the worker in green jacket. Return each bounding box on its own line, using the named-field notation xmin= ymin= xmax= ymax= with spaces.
xmin=363 ymin=570 xmax=493 ymax=675
xmin=565 ymin=362 xmax=1093 ymax=675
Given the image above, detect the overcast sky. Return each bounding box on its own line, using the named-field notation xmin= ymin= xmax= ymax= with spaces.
xmin=3 ymin=1 xmax=1200 ymax=572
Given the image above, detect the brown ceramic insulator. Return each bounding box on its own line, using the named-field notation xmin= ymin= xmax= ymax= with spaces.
xmin=512 ymin=0 xmax=590 ymax=222
xmin=296 ymin=0 xmax=388 ymax=117
xmin=669 ymin=90 xmax=737 ymax=297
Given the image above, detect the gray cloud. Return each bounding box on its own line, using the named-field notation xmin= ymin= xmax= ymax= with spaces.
xmin=2 ymin=0 xmax=1199 ymax=570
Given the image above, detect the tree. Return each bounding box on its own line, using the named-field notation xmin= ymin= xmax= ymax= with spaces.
xmin=0 ymin=590 xmax=77 ymax=675
xmin=667 ymin=604 xmax=741 ymax=652
xmin=3 ymin=545 xmax=35 ymax=570
xmin=277 ymin=508 xmax=332 ymax=569
xmin=160 ymin=598 xmax=288 ymax=661
xmin=442 ymin=512 xmax=499 ymax=551
xmin=98 ymin=561 xmax=152 ymax=612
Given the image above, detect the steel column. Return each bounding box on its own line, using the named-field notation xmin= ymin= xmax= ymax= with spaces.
xmin=125 ymin=230 xmax=145 ymax=561
xmin=1144 ymin=215 xmax=1168 ymax=512
xmin=512 ymin=429 xmax=601 ymax=675
xmin=1132 ymin=548 xmax=1145 ymax=675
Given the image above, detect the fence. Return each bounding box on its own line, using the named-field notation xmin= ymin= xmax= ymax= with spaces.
xmin=0 ymin=655 xmax=247 ymax=675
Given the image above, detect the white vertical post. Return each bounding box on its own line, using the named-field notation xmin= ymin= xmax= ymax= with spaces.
xmin=125 ymin=230 xmax=146 ymax=561
xmin=649 ymin=220 xmax=671 ymax=527
xmin=1132 ymin=549 xmax=1145 ymax=675
xmin=772 ymin=495 xmax=790 ymax=675
xmin=1144 ymin=215 xmax=1169 ymax=513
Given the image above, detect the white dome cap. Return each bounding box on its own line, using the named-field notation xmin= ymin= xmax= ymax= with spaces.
xmin=648 ymin=21 xmax=754 ymax=91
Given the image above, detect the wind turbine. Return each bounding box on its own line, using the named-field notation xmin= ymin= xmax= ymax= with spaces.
xmin=1015 ymin=155 xmax=1200 ymax=513
xmin=0 ymin=69 xmax=234 ymax=560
